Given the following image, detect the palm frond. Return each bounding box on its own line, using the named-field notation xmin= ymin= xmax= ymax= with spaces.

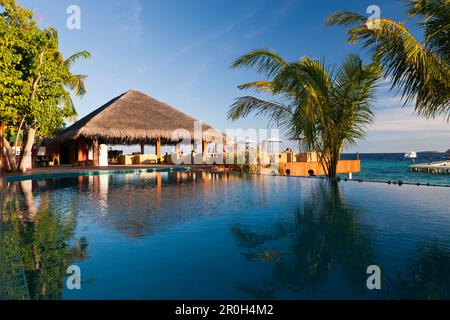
xmin=325 ymin=11 xmax=366 ymax=27
xmin=238 ymin=81 xmax=275 ymax=94
xmin=228 ymin=96 xmax=294 ymax=132
xmin=326 ymin=6 xmax=450 ymax=119
xmin=66 ymin=74 xmax=88 ymax=97
xmin=59 ymin=93 xmax=78 ymax=122
xmin=231 ymin=49 xmax=288 ymax=78
xmin=408 ymin=0 xmax=450 ymax=62
xmin=64 ymin=51 xmax=92 ymax=68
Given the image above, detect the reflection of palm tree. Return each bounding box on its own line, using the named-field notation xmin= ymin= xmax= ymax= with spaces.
xmin=386 ymin=240 xmax=450 ymax=299
xmin=1 ymin=186 xmax=88 ymax=300
xmin=232 ymin=181 xmax=373 ymax=299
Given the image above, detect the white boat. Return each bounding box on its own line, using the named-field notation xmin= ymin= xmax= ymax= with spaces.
xmin=404 ymin=152 xmax=417 ymax=159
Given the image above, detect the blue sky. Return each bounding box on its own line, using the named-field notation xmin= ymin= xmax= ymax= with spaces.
xmin=21 ymin=0 xmax=449 ymax=153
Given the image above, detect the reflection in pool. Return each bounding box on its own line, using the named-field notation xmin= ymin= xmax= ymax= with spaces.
xmin=1 ymin=172 xmax=449 ymax=299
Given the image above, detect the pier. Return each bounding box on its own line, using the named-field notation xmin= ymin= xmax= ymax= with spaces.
xmin=409 ymin=161 xmax=450 ymax=174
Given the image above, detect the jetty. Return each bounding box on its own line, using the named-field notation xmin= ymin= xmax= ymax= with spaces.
xmin=409 ymin=161 xmax=450 ymax=174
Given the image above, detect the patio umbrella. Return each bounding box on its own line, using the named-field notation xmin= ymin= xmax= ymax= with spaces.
xmin=240 ymin=138 xmax=257 ymax=149
xmin=266 ymin=137 xmax=283 ymax=153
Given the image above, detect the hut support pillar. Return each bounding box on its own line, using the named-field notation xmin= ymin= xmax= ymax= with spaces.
xmin=77 ymin=138 xmax=88 ymax=162
xmin=175 ymin=142 xmax=181 ymax=154
xmin=93 ymin=139 xmax=99 ymax=166
xmin=141 ymin=143 xmax=145 ymax=155
xmin=156 ymin=138 xmax=161 ymax=163
xmin=202 ymin=140 xmax=207 ymax=165
xmin=202 ymin=140 xmax=207 ymax=155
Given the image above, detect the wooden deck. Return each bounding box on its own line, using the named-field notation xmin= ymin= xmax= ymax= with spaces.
xmin=279 ymin=160 xmax=361 ymax=177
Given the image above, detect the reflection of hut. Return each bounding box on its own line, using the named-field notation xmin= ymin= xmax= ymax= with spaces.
xmin=52 ymin=90 xmax=223 ymax=166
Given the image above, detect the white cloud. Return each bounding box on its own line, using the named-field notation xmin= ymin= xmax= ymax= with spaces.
xmin=115 ymin=0 xmax=143 ymax=44
xmin=174 ymin=10 xmax=256 ymax=56
xmin=245 ymin=0 xmax=296 ymax=39
xmin=353 ymin=107 xmax=450 ymax=152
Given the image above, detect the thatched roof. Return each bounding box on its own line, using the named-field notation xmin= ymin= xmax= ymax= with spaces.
xmin=56 ymin=90 xmax=224 ymax=144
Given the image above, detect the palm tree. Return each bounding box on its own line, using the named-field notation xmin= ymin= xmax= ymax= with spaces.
xmin=326 ymin=0 xmax=450 ymax=120
xmin=46 ymin=28 xmax=91 ymax=121
xmin=228 ymin=50 xmax=381 ymax=177
xmin=61 ymin=51 xmax=91 ymax=121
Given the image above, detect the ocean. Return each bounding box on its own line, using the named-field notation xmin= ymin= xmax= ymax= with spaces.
xmin=341 ymin=152 xmax=450 ymax=187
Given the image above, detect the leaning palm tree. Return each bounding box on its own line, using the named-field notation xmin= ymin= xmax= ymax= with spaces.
xmin=326 ymin=0 xmax=450 ymax=120
xmin=60 ymin=51 xmax=91 ymax=121
xmin=228 ymin=50 xmax=381 ymax=177
xmin=46 ymin=27 xmax=91 ymax=121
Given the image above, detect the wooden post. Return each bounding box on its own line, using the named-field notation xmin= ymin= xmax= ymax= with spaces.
xmin=202 ymin=140 xmax=207 ymax=155
xmin=202 ymin=140 xmax=207 ymax=165
xmin=156 ymin=138 xmax=161 ymax=163
xmin=141 ymin=143 xmax=145 ymax=155
xmin=77 ymin=138 xmax=88 ymax=162
xmin=175 ymin=142 xmax=180 ymax=154
xmin=93 ymin=139 xmax=99 ymax=166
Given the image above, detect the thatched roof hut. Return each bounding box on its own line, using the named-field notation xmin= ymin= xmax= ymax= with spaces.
xmin=56 ymin=89 xmax=223 ymax=145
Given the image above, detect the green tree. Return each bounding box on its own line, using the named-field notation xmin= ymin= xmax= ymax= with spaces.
xmin=228 ymin=50 xmax=380 ymax=177
xmin=0 ymin=0 xmax=90 ymax=172
xmin=0 ymin=0 xmax=35 ymax=171
xmin=326 ymin=0 xmax=450 ymax=119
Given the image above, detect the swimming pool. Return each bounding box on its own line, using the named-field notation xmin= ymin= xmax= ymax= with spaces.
xmin=1 ymin=171 xmax=449 ymax=299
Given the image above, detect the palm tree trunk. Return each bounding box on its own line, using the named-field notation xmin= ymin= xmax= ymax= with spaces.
xmin=327 ymin=152 xmax=339 ymax=178
xmin=19 ymin=127 xmax=36 ymax=173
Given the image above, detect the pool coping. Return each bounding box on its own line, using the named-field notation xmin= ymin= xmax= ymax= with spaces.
xmin=3 ymin=166 xmax=191 ymax=182
xmin=2 ymin=165 xmax=449 ymax=188
xmin=235 ymin=171 xmax=450 ymax=188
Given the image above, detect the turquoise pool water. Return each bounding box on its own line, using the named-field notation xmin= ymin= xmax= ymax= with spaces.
xmin=5 ymin=167 xmax=189 ymax=183
xmin=1 ymin=171 xmax=450 ymax=299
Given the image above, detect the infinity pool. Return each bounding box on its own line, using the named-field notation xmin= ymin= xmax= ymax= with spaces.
xmin=1 ymin=171 xmax=450 ymax=299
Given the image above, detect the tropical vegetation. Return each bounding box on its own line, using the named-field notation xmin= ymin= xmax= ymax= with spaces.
xmin=228 ymin=50 xmax=381 ymax=177
xmin=326 ymin=0 xmax=450 ymax=120
xmin=0 ymin=0 xmax=90 ymax=172
xmin=0 ymin=182 xmax=87 ymax=299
